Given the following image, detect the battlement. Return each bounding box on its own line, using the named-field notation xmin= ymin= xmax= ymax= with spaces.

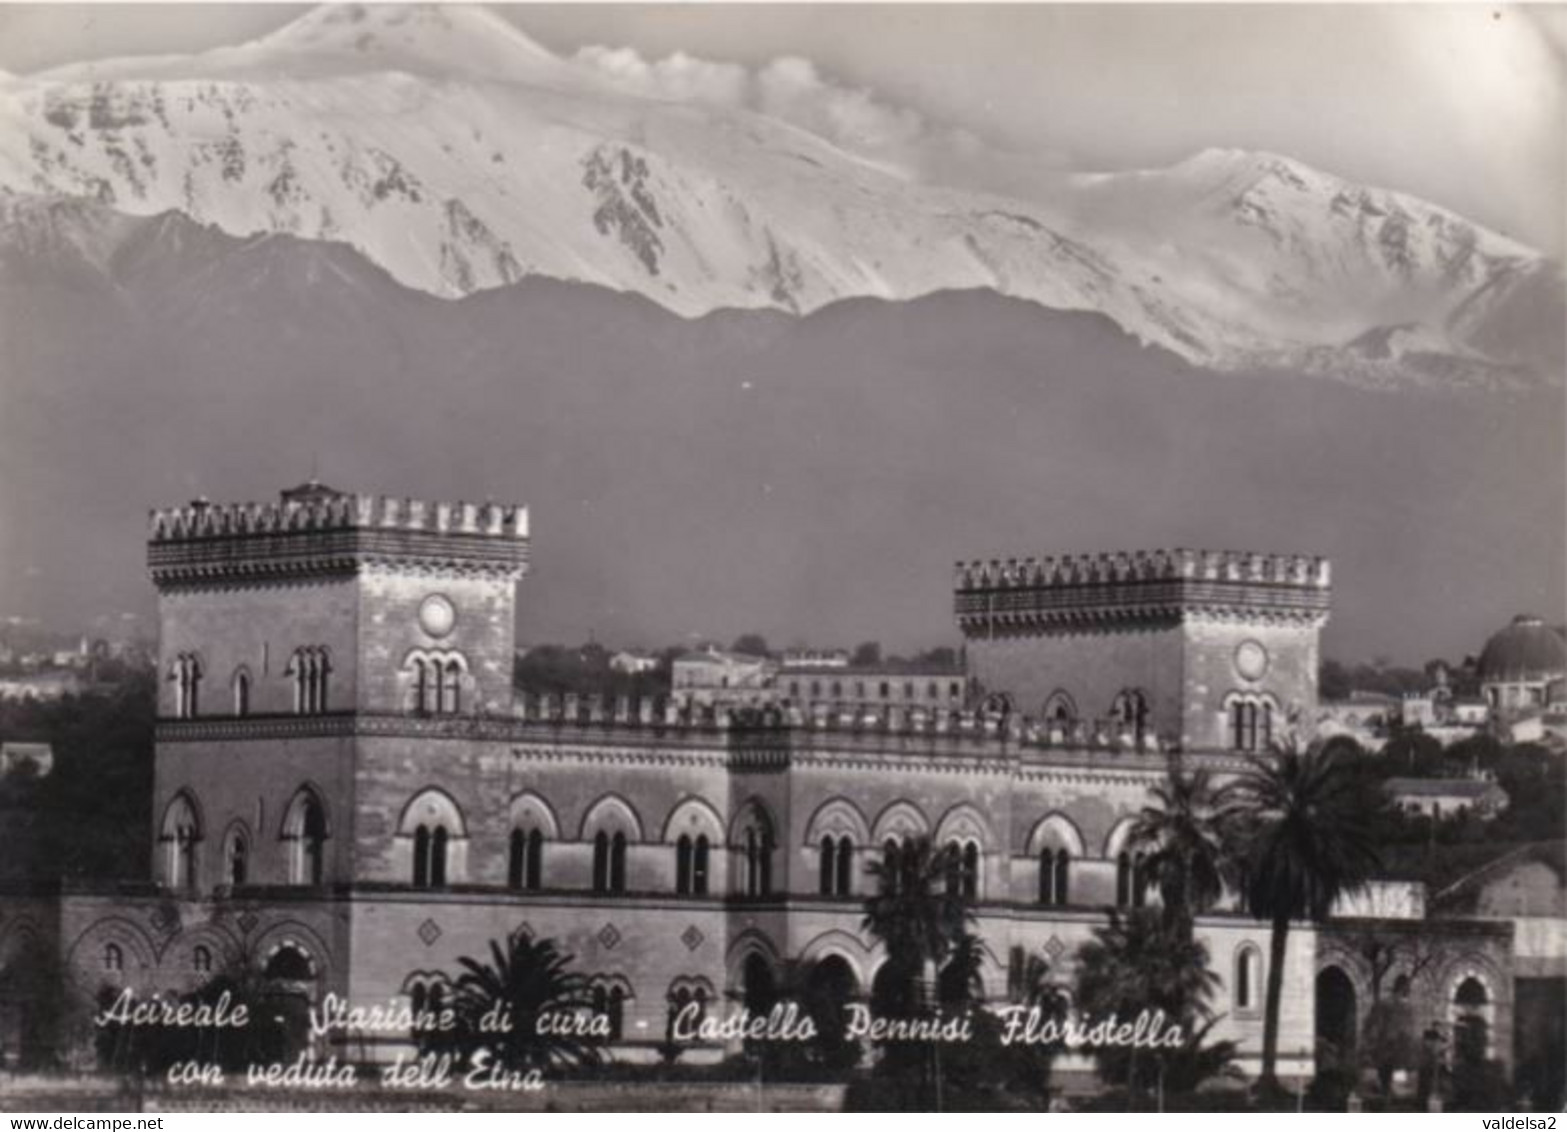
xmin=148 ymin=482 xmax=529 ymax=588
xmin=954 ymin=548 xmax=1329 ymax=591
xmin=954 ymin=548 xmax=1331 ymax=635
xmin=149 ymin=482 xmax=529 ymax=542
xmin=506 ymin=691 xmax=1190 ymax=755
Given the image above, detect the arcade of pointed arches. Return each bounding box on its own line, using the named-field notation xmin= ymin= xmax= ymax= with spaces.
xmin=147 ymin=785 xmax=1172 ymax=906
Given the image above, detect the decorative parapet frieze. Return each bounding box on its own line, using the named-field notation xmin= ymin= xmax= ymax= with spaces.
xmin=147 ymin=483 xmax=529 ymax=588
xmin=953 ymin=547 xmax=1331 ymax=635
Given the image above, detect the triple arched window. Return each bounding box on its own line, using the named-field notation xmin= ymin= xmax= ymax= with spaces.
xmin=289 ymin=647 xmax=331 ymax=715
xmin=170 ymin=653 xmax=203 ymax=719
xmin=406 ymin=650 xmax=467 ymax=715
xmin=1228 ymin=695 xmax=1275 ymax=752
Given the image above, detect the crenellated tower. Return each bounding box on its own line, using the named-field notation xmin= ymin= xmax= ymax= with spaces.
xmin=146 ymin=481 xmax=529 ymax=892
xmin=954 ymin=548 xmax=1331 ymax=753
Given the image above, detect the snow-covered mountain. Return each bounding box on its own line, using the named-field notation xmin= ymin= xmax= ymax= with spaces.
xmin=0 ymin=3 xmax=1560 ymax=389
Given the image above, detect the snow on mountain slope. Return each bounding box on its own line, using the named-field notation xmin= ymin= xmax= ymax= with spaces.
xmin=0 ymin=3 xmax=1559 ymax=389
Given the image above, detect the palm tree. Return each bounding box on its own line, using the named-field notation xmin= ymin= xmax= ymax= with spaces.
xmin=1074 ymin=908 xmax=1224 ymax=1100
xmin=1127 ymin=764 xmax=1235 ymax=931
xmin=1223 ymin=742 xmax=1382 ymax=1094
xmin=428 ymin=931 xmax=602 ymax=1072
xmin=862 ymin=836 xmax=973 ymax=1013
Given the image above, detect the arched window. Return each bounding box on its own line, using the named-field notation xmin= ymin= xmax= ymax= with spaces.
xmin=406 ymin=651 xmax=467 ymax=715
xmin=193 ymin=945 xmax=213 ymax=974
xmin=232 ymin=669 xmax=251 ymax=717
xmin=666 ymin=982 xmax=711 ymax=1040
xmin=411 ymin=658 xmax=432 ymax=714
xmin=411 ymin=823 xmax=451 ymax=888
xmin=944 ymin=840 xmax=979 ymax=899
xmin=160 ymin=792 xmax=202 ymax=891
xmin=592 ymin=831 xmax=609 ymax=893
xmin=818 ymin=835 xmax=855 ymax=897
xmin=171 ymin=653 xmax=203 ymax=719
xmin=1235 ymin=946 xmax=1262 ymax=1011
xmin=509 ymin=828 xmax=544 ymax=891
xmin=400 ymin=788 xmax=466 ymax=888
xmin=1111 ymin=689 xmax=1149 ymax=741
xmin=1116 ymin=851 xmax=1147 ymax=908
xmin=607 ymin=986 xmax=626 ymax=1041
xmin=610 ymin=832 xmax=627 ymax=893
xmin=742 ymin=824 xmax=772 ymax=897
xmin=224 ymin=828 xmax=249 ymax=887
xmin=677 ymin=835 xmax=694 ymax=895
xmin=283 ymin=789 xmax=328 ymax=886
xmin=1452 ymin=976 xmax=1494 ymax=1063
xmin=883 ymin=839 xmax=903 ymax=895
xmin=1229 ymin=696 xmax=1277 ymax=752
xmin=1042 ymin=690 xmax=1077 ymax=726
xmin=289 ymin=647 xmax=330 ymax=715
xmin=413 ymin=821 xmax=432 ymax=884
xmin=692 ymin=835 xmax=710 ymax=895
xmin=301 ymin=799 xmax=326 ymax=885
xmin=1038 ymin=848 xmax=1071 ymax=906
xmin=592 ymin=831 xmax=627 ymax=895
xmin=440 ymin=659 xmax=463 ymax=715
xmin=103 ymin=943 xmax=123 ymax=973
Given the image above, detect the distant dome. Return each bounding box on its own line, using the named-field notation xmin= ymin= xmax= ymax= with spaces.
xmin=1477 ymin=615 xmax=1567 ymax=683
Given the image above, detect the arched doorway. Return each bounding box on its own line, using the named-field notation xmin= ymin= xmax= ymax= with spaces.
xmin=805 ymin=955 xmax=861 ymax=1069
xmin=260 ymin=945 xmax=318 ymax=1061
xmin=1452 ymin=977 xmax=1492 ymax=1066
xmin=741 ymin=953 xmax=777 ymax=1015
xmin=1316 ymin=966 xmax=1359 ymax=1067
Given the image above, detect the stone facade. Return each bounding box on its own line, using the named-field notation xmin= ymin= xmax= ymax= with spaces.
xmin=956 ymin=550 xmax=1329 ymax=752
xmin=3 ymin=486 xmax=1349 ymax=1084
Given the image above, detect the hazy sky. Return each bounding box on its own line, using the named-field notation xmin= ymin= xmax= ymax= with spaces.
xmin=0 ymin=2 xmax=1562 ymax=256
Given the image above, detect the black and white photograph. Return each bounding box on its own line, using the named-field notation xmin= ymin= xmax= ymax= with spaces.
xmin=0 ymin=0 xmax=1562 ymax=1116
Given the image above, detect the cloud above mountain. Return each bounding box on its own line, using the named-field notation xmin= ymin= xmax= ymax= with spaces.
xmin=571 ymin=42 xmax=1027 ymax=188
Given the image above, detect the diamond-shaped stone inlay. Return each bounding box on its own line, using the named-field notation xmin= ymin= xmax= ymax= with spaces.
xmin=236 ymin=911 xmax=259 ymax=935
xmin=417 ymin=918 xmax=443 ymax=947
xmin=597 ymin=923 xmax=621 ymax=951
xmin=1043 ymin=935 xmax=1067 ymax=962
xmin=681 ymin=924 xmax=705 ymax=952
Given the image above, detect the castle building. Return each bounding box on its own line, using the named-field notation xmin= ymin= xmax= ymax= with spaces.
xmin=0 ymin=483 xmax=1521 ymax=1092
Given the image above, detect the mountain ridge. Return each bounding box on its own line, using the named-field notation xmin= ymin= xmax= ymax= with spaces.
xmin=1 ymin=3 xmax=1560 ymax=391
